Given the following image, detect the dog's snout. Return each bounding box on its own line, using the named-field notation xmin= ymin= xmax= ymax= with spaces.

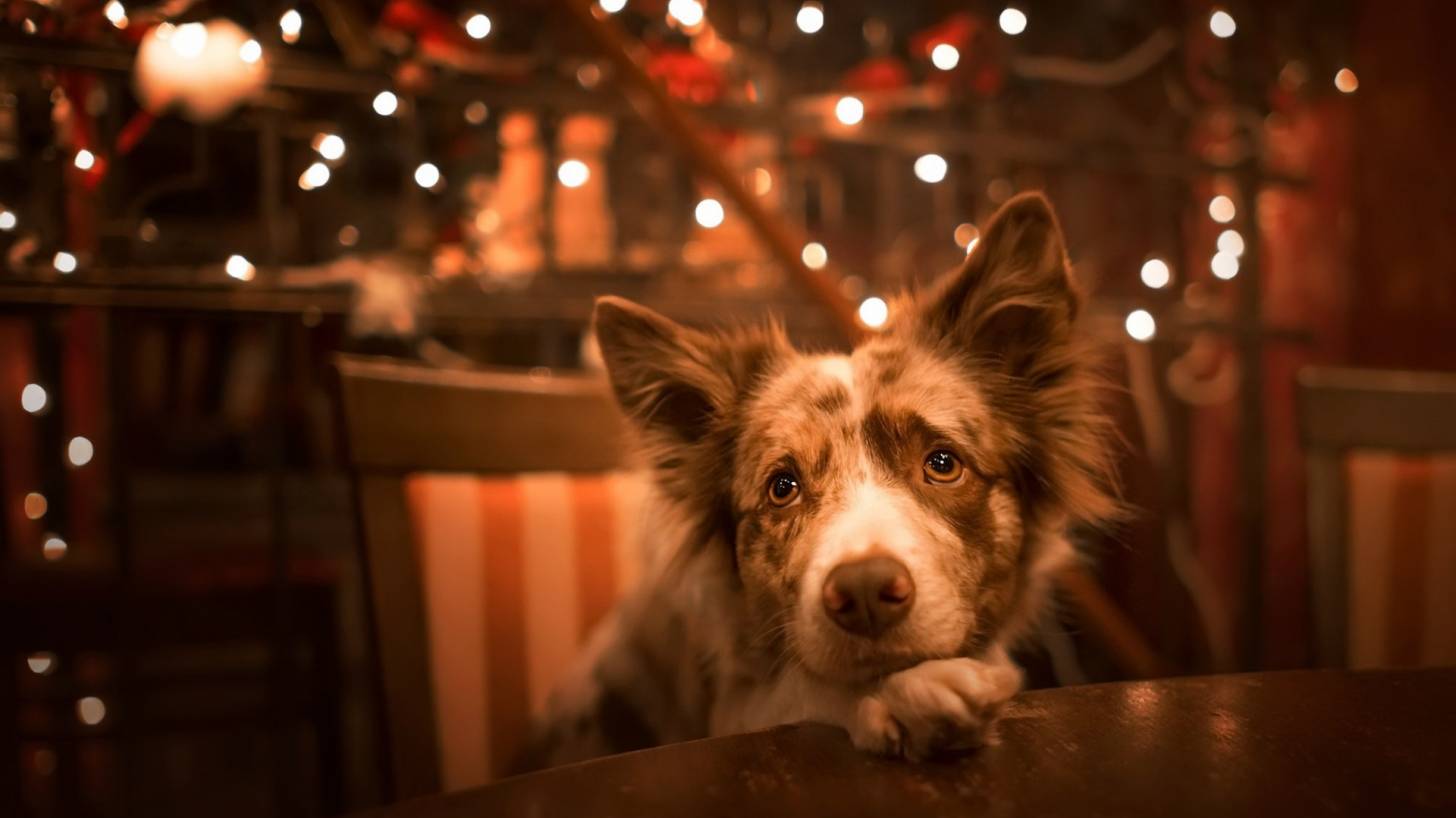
xmin=822 ymin=556 xmax=915 ymax=637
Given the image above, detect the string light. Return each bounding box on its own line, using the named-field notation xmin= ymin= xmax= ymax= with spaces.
xmin=43 ymin=533 xmax=68 ymax=561
xmin=76 ymin=697 xmax=107 ymax=726
xmin=21 ymin=383 xmax=47 ymax=414
xmin=913 ymin=153 xmax=948 ymax=183
xmin=280 ymin=9 xmax=302 ymax=44
xmin=74 ymin=149 xmax=96 ymax=171
xmin=314 ymin=133 xmax=346 ymax=161
xmin=834 ymin=95 xmax=864 ymax=126
xmin=753 ymin=168 xmax=773 ymax=196
xmin=796 ymin=2 xmax=825 ymax=34
xmin=953 ymin=223 xmax=979 ymax=252
xmin=1125 ymin=309 xmax=1156 ymax=342
xmin=0 ymin=208 xmax=15 ymax=231
xmin=372 ymin=91 xmax=398 ymax=116
xmin=27 ymin=652 xmax=57 ymax=675
xmin=464 ymin=100 xmax=489 ymax=125
xmin=464 ymin=13 xmax=492 ymax=39
xmin=1208 ymin=194 xmax=1236 ymax=223
xmin=68 ymin=436 xmax=94 ymax=467
xmin=999 ymin=7 xmax=1027 ymax=36
xmin=694 ymin=198 xmax=725 ymax=228
xmin=225 ymin=254 xmax=255 ymax=282
xmin=1217 ymin=229 xmax=1245 ymax=256
xmin=1211 ymin=251 xmax=1240 ymax=280
xmin=54 ymin=252 xmax=78 ymax=274
xmin=238 ymin=39 xmax=262 ymax=64
xmin=1140 ymin=258 xmax=1171 ymax=289
xmin=599 ymin=0 xmax=627 ymax=12
xmin=557 ymin=159 xmax=590 ymax=188
xmin=103 ymin=1 xmax=127 ymax=28
xmin=858 ymin=296 xmax=889 ymax=329
xmin=414 ymin=162 xmax=441 ymax=189
xmin=1209 ymin=10 xmax=1236 ymax=38
xmin=299 ymin=162 xmax=330 ymax=190
xmin=1334 ymin=68 xmax=1359 ymax=94
xmin=576 ymin=64 xmax=602 ymax=88
xmin=801 ymin=241 xmax=828 ymax=270
xmin=171 ymin=22 xmax=207 ymax=58
xmin=930 ymin=43 xmax=960 ymax=71
xmin=667 ymin=0 xmax=704 ymax=27
xmin=338 ymin=225 xmax=359 ymax=247
xmin=24 ymin=492 xmax=47 ymax=520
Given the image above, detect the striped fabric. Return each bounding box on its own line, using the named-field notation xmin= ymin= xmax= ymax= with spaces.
xmin=1346 ymin=453 xmax=1456 ymax=668
xmin=405 ymin=471 xmax=650 ymax=790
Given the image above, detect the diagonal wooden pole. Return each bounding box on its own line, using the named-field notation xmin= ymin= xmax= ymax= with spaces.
xmin=561 ymin=0 xmax=1164 ymax=680
xmin=559 ymin=0 xmax=863 ymax=343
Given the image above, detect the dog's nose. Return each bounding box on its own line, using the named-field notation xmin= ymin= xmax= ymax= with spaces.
xmin=822 ymin=556 xmax=915 ymax=637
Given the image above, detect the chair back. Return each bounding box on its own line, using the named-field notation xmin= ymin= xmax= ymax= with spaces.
xmin=336 ymin=355 xmax=635 ymax=799
xmin=1297 ymin=366 xmax=1456 ymax=667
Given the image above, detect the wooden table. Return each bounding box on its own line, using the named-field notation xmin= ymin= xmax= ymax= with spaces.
xmin=354 ymin=668 xmax=1456 ymax=818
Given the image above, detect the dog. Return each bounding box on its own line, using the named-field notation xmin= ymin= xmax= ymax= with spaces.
xmin=518 ymin=192 xmax=1118 ymax=769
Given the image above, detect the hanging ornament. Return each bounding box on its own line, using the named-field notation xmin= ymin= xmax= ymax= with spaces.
xmin=134 ymin=20 xmax=268 ymax=123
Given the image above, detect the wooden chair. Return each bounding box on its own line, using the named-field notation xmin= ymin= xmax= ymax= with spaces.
xmin=335 ymin=355 xmax=629 ymax=801
xmin=1296 ymin=366 xmax=1456 ymax=667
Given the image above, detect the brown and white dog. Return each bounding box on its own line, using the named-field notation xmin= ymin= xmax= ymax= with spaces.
xmin=519 ymin=192 xmax=1118 ymax=769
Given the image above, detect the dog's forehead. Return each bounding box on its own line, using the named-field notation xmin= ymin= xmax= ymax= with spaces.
xmin=742 ymin=339 xmax=989 ymax=458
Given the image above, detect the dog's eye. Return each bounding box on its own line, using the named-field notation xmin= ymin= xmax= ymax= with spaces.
xmin=923 ymin=450 xmax=965 ymax=484
xmin=767 ymin=472 xmax=801 ymax=506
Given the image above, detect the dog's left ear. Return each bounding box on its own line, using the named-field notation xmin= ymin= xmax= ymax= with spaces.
xmin=915 ymin=192 xmax=1081 ymax=379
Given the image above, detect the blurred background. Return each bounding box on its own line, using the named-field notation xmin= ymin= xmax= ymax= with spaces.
xmin=2 ymin=0 xmax=1454 ymax=816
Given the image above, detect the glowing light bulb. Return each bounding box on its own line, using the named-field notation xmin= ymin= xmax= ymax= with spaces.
xmin=225 ymin=254 xmax=255 ymax=282
xmin=76 ymin=697 xmax=106 ymax=726
xmin=372 ymin=91 xmax=398 ymax=116
xmin=414 ymin=162 xmax=441 ymax=189
xmin=1209 ymin=10 xmax=1236 ymax=38
xmin=171 ymin=22 xmax=207 ymax=58
xmin=931 ymin=43 xmax=960 ymax=71
xmin=1140 ymin=258 xmax=1171 ymax=289
xmin=668 ymin=0 xmax=704 ymax=27
xmin=954 ymin=223 xmax=979 ymax=250
xmin=0 ymin=209 xmax=15 ymax=231
xmin=464 ymin=100 xmax=488 ymax=124
xmin=239 ymin=38 xmax=262 ymax=64
xmin=43 ymin=533 xmax=68 ymax=561
xmin=914 ymin=153 xmax=948 ymax=183
xmin=834 ymin=95 xmax=864 ymax=126
xmin=796 ymin=2 xmax=825 ymax=34
xmin=801 ymin=242 xmax=828 ymax=270
xmin=68 ymin=436 xmax=94 ymax=467
xmin=280 ymin=9 xmax=302 ymax=44
xmin=27 ymin=653 xmax=56 ymax=675
xmin=1125 ymin=309 xmax=1156 ymax=342
xmin=999 ymin=7 xmax=1027 ymax=35
xmin=54 ymin=252 xmax=78 ymax=274
xmin=858 ymin=296 xmax=889 ymax=329
xmin=464 ymin=13 xmax=491 ymax=39
xmin=313 ymin=133 xmax=345 ymax=161
xmin=1335 ymin=68 xmax=1359 ymax=94
xmin=695 ymin=198 xmax=725 ymax=228
xmin=74 ymin=149 xmax=96 ymax=171
xmin=557 ymin=159 xmax=590 ymax=188
xmin=299 ymin=162 xmax=330 ymax=190
xmin=24 ymin=492 xmax=47 ymax=520
xmin=1208 ymin=195 xmax=1236 ymax=223
xmin=21 ymin=383 xmax=47 ymax=414
xmin=1211 ymin=251 xmax=1240 ymax=280
xmin=1217 ymin=229 xmax=1245 ymax=257
xmin=104 ymin=1 xmax=127 ymax=28
xmin=600 ymin=0 xmax=627 ymax=11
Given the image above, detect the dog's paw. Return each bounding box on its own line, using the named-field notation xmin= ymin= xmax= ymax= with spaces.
xmin=850 ymin=657 xmax=1022 ymax=761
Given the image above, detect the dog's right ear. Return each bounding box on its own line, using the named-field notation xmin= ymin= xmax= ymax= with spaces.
xmin=592 ymin=297 xmax=734 ymax=443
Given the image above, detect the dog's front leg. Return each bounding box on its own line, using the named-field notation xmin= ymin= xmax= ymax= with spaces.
xmin=849 ymin=648 xmax=1022 ymax=760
